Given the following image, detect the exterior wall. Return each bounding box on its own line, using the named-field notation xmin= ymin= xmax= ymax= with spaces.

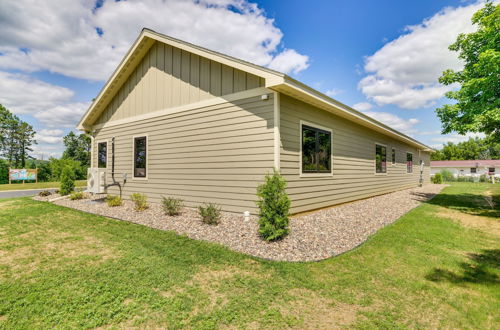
xmin=431 ymin=166 xmax=500 ymax=178
xmin=92 ymin=90 xmax=275 ymax=214
xmin=279 ymin=94 xmax=430 ymax=214
xmin=95 ymin=41 xmax=265 ymax=125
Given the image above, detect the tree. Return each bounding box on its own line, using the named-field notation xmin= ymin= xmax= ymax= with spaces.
xmin=436 ymin=2 xmax=500 ymax=142
xmin=62 ymin=131 xmax=91 ymax=167
xmin=59 ymin=166 xmax=75 ymax=196
xmin=431 ymin=137 xmax=500 ymax=160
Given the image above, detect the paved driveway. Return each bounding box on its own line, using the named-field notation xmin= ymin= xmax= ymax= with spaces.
xmin=0 ymin=188 xmax=59 ymax=199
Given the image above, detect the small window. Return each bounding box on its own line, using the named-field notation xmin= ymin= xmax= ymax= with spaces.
xmin=375 ymin=144 xmax=387 ymax=173
xmin=391 ymin=148 xmax=396 ymax=165
xmin=97 ymin=142 xmax=107 ymax=168
xmin=134 ymin=136 xmax=147 ymax=178
xmin=301 ymin=124 xmax=332 ymax=173
xmin=407 ymin=152 xmax=413 ymax=173
xmin=489 ymin=167 xmax=495 ymax=173
xmin=470 ymin=168 xmax=477 ymax=173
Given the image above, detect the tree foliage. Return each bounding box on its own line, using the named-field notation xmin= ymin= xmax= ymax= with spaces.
xmin=59 ymin=166 xmax=75 ymax=196
xmin=62 ymin=131 xmax=91 ymax=167
xmin=436 ymin=2 xmax=500 ymax=141
xmin=431 ymin=137 xmax=500 ymax=160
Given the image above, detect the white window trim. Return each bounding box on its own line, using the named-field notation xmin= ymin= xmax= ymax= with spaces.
xmin=391 ymin=147 xmax=396 ymax=166
xmin=96 ymin=139 xmax=108 ymax=169
xmin=299 ymin=120 xmax=333 ymax=177
xmin=132 ymin=134 xmax=149 ymax=180
xmin=406 ymin=151 xmax=414 ymax=174
xmin=374 ymin=142 xmax=388 ymax=175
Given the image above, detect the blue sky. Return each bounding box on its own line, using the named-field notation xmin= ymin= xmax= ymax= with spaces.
xmin=0 ymin=0 xmax=487 ymax=158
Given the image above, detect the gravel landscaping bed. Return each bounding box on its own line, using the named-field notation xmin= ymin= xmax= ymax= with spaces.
xmin=37 ymin=184 xmax=446 ymax=262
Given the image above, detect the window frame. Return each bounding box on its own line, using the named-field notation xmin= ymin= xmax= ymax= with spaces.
xmin=374 ymin=143 xmax=388 ymax=175
xmin=488 ymin=167 xmax=495 ymax=173
xmin=391 ymin=147 xmax=396 ymax=165
xmin=470 ymin=167 xmax=477 ymax=174
xmin=96 ymin=140 xmax=108 ymax=169
xmin=406 ymin=152 xmax=413 ymax=174
xmin=299 ymin=120 xmax=333 ymax=177
xmin=132 ymin=135 xmax=148 ymax=180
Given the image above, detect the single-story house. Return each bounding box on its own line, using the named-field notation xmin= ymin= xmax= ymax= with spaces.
xmin=78 ymin=29 xmax=432 ymax=214
xmin=430 ymin=160 xmax=500 ymax=178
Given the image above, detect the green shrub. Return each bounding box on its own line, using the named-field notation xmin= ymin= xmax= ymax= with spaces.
xmin=106 ymin=195 xmax=122 ymax=207
xmin=162 ymin=197 xmax=183 ymax=216
xmin=432 ymin=173 xmax=443 ymax=184
xmin=256 ymin=169 xmax=291 ymax=241
xmin=479 ymin=174 xmax=488 ymax=182
xmin=59 ymin=166 xmax=75 ymax=196
xmin=131 ymin=193 xmax=148 ymax=211
xmin=69 ymin=191 xmax=85 ymax=200
xmin=439 ymin=169 xmax=455 ymax=182
xmin=198 ymin=203 xmax=221 ymax=225
xmin=38 ymin=190 xmax=52 ymax=197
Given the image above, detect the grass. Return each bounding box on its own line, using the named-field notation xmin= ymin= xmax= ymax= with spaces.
xmin=0 ymin=180 xmax=86 ymax=191
xmin=0 ymin=183 xmax=498 ymax=328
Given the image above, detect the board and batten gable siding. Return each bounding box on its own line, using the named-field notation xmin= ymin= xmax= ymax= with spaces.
xmin=95 ymin=41 xmax=265 ymax=125
xmin=92 ymin=91 xmax=275 ymax=213
xmin=279 ymin=94 xmax=430 ymax=214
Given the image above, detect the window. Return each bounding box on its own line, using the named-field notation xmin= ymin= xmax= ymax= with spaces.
xmin=97 ymin=142 xmax=107 ymax=168
xmin=301 ymin=124 xmax=332 ymax=173
xmin=489 ymin=167 xmax=495 ymax=173
xmin=470 ymin=167 xmax=477 ymax=173
xmin=375 ymin=144 xmax=387 ymax=173
xmin=134 ymin=136 xmax=147 ymax=178
xmin=407 ymin=152 xmax=413 ymax=173
xmin=391 ymin=148 xmax=396 ymax=165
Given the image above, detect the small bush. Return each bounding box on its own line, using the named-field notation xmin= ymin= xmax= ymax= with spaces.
xmin=162 ymin=197 xmax=183 ymax=216
xmin=106 ymin=195 xmax=122 ymax=207
xmin=131 ymin=193 xmax=148 ymax=211
xmin=479 ymin=174 xmax=488 ymax=182
xmin=198 ymin=203 xmax=221 ymax=225
xmin=432 ymin=173 xmax=443 ymax=184
xmin=54 ymin=189 xmax=60 ymax=194
xmin=59 ymin=166 xmax=75 ymax=196
xmin=69 ymin=191 xmax=85 ymax=200
xmin=38 ymin=190 xmax=52 ymax=197
xmin=439 ymin=169 xmax=455 ymax=182
xmin=256 ymin=169 xmax=291 ymax=241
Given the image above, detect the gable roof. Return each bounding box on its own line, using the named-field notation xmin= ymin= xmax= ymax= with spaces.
xmin=431 ymin=160 xmax=500 ymax=167
xmin=77 ymin=28 xmax=433 ymax=152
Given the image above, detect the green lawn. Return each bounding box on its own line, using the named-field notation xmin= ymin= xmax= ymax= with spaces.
xmin=0 ymin=183 xmax=498 ymax=328
xmin=0 ymin=180 xmax=86 ymax=191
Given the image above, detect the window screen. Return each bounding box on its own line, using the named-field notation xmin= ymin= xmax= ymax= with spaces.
xmin=407 ymin=152 xmax=413 ymax=173
xmin=134 ymin=136 xmax=147 ymax=178
xmin=470 ymin=168 xmax=477 ymax=173
xmin=391 ymin=148 xmax=396 ymax=165
xmin=376 ymin=145 xmax=387 ymax=173
xmin=97 ymin=142 xmax=107 ymax=168
xmin=302 ymin=125 xmax=332 ymax=173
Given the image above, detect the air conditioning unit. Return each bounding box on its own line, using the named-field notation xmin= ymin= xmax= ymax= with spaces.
xmin=87 ymin=168 xmax=107 ymax=193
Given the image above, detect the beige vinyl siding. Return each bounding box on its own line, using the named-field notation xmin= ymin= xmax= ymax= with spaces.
xmin=95 ymin=41 xmax=265 ymax=125
xmin=280 ymin=95 xmax=431 ymax=214
xmin=92 ymin=93 xmax=274 ymax=213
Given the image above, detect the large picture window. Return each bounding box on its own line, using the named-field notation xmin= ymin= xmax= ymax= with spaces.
xmin=301 ymin=124 xmax=332 ymax=173
xmin=134 ymin=136 xmax=147 ymax=178
xmin=375 ymin=144 xmax=387 ymax=173
xmin=407 ymin=152 xmax=413 ymax=173
xmin=97 ymin=142 xmax=107 ymax=168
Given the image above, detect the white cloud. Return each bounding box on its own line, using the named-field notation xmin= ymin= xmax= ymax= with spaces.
xmin=35 ymin=129 xmax=64 ymax=144
xmin=363 ymin=111 xmax=420 ymax=135
xmin=429 ymin=132 xmax=486 ymax=148
xmin=352 ymin=102 xmax=373 ymax=111
xmin=0 ymin=0 xmax=309 ymax=80
xmin=325 ymin=88 xmax=342 ymax=97
xmin=0 ymin=71 xmax=74 ymax=114
xmin=358 ymin=2 xmax=484 ymax=109
xmin=34 ymin=102 xmax=90 ymax=128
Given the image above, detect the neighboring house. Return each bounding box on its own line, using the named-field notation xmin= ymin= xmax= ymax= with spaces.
xmin=430 ymin=160 xmax=500 ymax=178
xmin=78 ymin=29 xmax=432 ymax=214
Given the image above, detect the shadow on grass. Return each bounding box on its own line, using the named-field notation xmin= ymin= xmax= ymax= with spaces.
xmin=426 ymin=249 xmax=500 ymax=285
xmin=419 ymin=192 xmax=500 ymax=219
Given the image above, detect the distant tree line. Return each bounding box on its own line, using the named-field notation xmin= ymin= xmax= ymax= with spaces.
xmin=431 ymin=137 xmax=500 ymax=161
xmin=0 ymin=104 xmax=90 ymax=184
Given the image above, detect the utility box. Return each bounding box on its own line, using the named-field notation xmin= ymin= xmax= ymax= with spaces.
xmin=87 ymin=168 xmax=107 ymax=193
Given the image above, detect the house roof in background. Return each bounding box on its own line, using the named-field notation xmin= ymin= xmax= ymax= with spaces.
xmin=430 ymin=160 xmax=500 ymax=167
